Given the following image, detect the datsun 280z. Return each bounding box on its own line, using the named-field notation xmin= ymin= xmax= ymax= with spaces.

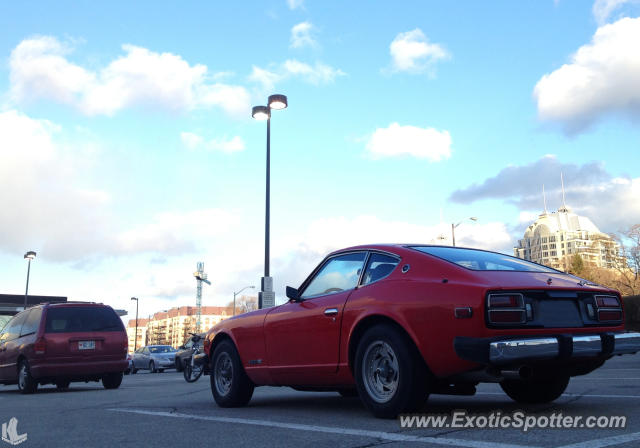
xmin=203 ymin=245 xmax=640 ymax=418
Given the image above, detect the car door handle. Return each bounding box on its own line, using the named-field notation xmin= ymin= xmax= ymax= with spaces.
xmin=324 ymin=308 xmax=339 ymax=316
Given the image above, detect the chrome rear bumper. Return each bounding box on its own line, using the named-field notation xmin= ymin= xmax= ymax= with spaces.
xmin=455 ymin=332 xmax=640 ymax=365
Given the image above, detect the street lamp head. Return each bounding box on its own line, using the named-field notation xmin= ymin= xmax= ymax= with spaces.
xmin=252 ymin=105 xmax=270 ymax=120
xmin=131 ymin=297 xmax=138 ymax=301
xmin=268 ymin=94 xmax=288 ymax=110
xmin=470 ymin=217 xmax=478 ymax=221
xmin=24 ymin=251 xmax=36 ymax=260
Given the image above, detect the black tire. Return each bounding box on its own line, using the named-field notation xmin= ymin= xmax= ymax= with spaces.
xmin=17 ymin=360 xmax=38 ymax=394
xmin=55 ymin=379 xmax=71 ymax=390
xmin=158 ymin=369 xmax=164 ymax=373
xmin=184 ymin=359 xmax=204 ymax=383
xmin=132 ymin=368 xmax=138 ymax=374
xmin=102 ymin=372 xmax=124 ymax=389
xmin=210 ymin=340 xmax=254 ymax=407
xmin=149 ymin=361 xmax=156 ymax=373
xmin=354 ymin=324 xmax=429 ymax=419
xmin=338 ymin=388 xmax=359 ymax=398
xmin=175 ymin=358 xmax=183 ymax=372
xmin=500 ymin=375 xmax=569 ymax=404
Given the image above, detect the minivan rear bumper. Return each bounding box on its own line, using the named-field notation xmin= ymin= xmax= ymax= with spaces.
xmin=31 ymin=359 xmax=129 ymax=379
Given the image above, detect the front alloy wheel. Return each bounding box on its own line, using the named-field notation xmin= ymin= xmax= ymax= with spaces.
xmin=354 ymin=324 xmax=429 ymax=418
xmin=210 ymin=340 xmax=254 ymax=407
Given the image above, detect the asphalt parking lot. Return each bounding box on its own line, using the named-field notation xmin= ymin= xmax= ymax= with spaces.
xmin=1 ymin=354 xmax=639 ymax=448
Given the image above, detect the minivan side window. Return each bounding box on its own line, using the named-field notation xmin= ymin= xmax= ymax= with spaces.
xmin=1 ymin=312 xmax=28 ymax=342
xmin=20 ymin=308 xmax=43 ymax=337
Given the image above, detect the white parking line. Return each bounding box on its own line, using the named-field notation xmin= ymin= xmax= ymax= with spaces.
xmin=108 ymin=408 xmax=540 ymax=448
xmin=556 ymin=432 xmax=640 ymax=448
xmin=476 ymin=392 xmax=640 ymax=399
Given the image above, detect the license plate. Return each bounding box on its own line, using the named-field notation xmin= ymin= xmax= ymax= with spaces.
xmin=78 ymin=340 xmax=95 ymax=350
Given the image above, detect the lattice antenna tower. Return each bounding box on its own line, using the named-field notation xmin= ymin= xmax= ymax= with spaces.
xmin=193 ymin=262 xmax=211 ymax=333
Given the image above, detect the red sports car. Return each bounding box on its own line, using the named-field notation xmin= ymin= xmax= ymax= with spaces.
xmin=203 ymin=245 xmax=640 ymax=418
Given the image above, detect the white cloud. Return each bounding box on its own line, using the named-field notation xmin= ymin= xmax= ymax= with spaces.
xmin=181 ymin=132 xmax=246 ymax=153
xmin=287 ymin=0 xmax=304 ymax=10
xmin=0 ymin=109 xmax=241 ymax=263
xmin=249 ymin=59 xmax=345 ymax=90
xmin=248 ymin=66 xmax=282 ymax=92
xmin=365 ymin=123 xmax=452 ymax=161
xmin=283 ymin=59 xmax=345 ymax=84
xmin=180 ymin=132 xmax=204 ymax=150
xmin=9 ymin=36 xmax=250 ymax=118
xmin=290 ymin=22 xmax=317 ymax=49
xmin=593 ymin=0 xmax=640 ymax=24
xmin=388 ymin=29 xmax=450 ymax=75
xmin=450 ymin=156 xmax=640 ymax=233
xmin=533 ymin=17 xmax=640 ymax=133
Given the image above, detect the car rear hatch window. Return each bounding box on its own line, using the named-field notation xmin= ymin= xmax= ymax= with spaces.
xmin=410 ymin=246 xmax=559 ymax=273
xmin=45 ymin=306 xmax=123 ymax=333
xmin=43 ymin=306 xmax=125 ymax=361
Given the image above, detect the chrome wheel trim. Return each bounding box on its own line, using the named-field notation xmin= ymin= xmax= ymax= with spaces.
xmin=214 ymin=352 xmax=233 ymax=397
xmin=362 ymin=340 xmax=399 ymax=404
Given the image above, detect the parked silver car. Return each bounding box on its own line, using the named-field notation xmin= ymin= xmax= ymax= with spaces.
xmin=131 ymin=345 xmax=177 ymax=373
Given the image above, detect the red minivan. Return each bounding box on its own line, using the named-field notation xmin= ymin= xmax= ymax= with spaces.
xmin=0 ymin=302 xmax=128 ymax=393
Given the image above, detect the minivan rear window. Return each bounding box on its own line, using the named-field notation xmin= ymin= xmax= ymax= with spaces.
xmin=45 ymin=306 xmax=124 ymax=333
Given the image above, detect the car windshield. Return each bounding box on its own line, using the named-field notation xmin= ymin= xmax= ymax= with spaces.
xmin=149 ymin=346 xmax=175 ymax=353
xmin=411 ymin=246 xmax=560 ymax=273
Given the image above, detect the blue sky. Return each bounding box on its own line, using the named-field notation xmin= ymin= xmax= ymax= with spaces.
xmin=1 ymin=0 xmax=639 ymax=320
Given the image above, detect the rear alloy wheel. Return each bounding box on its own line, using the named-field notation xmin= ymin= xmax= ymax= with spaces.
xmin=211 ymin=340 xmax=254 ymax=407
xmin=102 ymin=372 xmax=124 ymax=389
xmin=500 ymin=375 xmax=570 ymax=404
xmin=55 ymin=379 xmax=71 ymax=390
xmin=354 ymin=324 xmax=429 ymax=418
xmin=17 ymin=360 xmax=38 ymax=394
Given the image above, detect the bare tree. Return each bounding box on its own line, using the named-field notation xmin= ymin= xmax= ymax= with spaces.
xmin=225 ymin=295 xmax=258 ymax=315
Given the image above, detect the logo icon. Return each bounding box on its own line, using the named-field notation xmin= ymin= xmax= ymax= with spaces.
xmin=1 ymin=417 xmax=27 ymax=446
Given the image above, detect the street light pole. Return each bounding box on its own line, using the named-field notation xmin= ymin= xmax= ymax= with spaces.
xmin=131 ymin=297 xmax=139 ymax=352
xmin=233 ymin=285 xmax=255 ymax=316
xmin=23 ymin=251 xmax=36 ymax=309
xmin=451 ymin=217 xmax=478 ymax=247
xmin=252 ymin=94 xmax=287 ymax=310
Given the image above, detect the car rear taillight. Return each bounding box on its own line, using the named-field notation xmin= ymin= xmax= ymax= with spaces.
xmin=487 ymin=293 xmax=527 ymax=325
xmin=34 ymin=338 xmax=46 ymax=355
xmin=593 ymin=295 xmax=623 ymax=323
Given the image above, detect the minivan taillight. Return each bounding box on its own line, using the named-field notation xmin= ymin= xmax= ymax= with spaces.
xmin=34 ymin=338 xmax=46 ymax=355
xmin=487 ymin=293 xmax=527 ymax=325
xmin=594 ymin=295 xmax=623 ymax=323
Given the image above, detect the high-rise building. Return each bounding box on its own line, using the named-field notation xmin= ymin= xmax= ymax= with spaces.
xmin=514 ymin=201 xmax=624 ymax=272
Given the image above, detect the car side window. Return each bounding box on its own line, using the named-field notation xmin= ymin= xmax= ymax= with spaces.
xmin=20 ymin=308 xmax=43 ymax=337
xmin=143 ymin=348 xmax=150 ymax=355
xmin=361 ymin=253 xmax=400 ymax=286
xmin=301 ymin=252 xmax=367 ymax=299
xmin=3 ymin=312 xmax=28 ymax=342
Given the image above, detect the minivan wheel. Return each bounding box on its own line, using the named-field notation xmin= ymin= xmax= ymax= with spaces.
xmin=210 ymin=340 xmax=254 ymax=407
xmin=354 ymin=324 xmax=429 ymax=419
xmin=102 ymin=372 xmax=124 ymax=389
xmin=17 ymin=360 xmax=38 ymax=394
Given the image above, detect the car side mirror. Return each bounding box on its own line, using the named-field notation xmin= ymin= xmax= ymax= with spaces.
xmin=286 ymin=286 xmax=300 ymax=302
